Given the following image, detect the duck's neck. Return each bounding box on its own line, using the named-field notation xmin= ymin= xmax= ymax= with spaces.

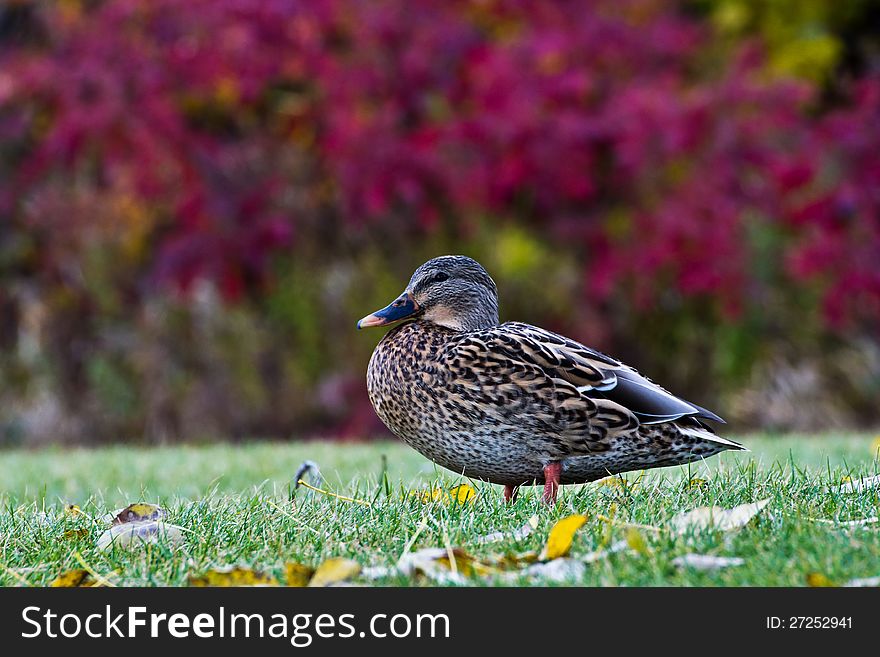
xmin=421 ymin=298 xmax=499 ymax=332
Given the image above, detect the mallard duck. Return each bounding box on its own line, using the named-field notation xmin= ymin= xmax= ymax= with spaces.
xmin=358 ymin=255 xmax=743 ymax=503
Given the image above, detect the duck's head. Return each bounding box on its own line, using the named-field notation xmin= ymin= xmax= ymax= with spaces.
xmin=357 ymin=255 xmax=499 ymax=332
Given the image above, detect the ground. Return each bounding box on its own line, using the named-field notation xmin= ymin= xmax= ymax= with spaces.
xmin=0 ymin=434 xmax=878 ymax=586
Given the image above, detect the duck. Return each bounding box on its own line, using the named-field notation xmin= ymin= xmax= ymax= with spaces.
xmin=358 ymin=255 xmax=744 ymax=504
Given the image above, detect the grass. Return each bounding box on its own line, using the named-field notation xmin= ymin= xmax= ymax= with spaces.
xmin=1 ymin=433 xmax=879 ymax=587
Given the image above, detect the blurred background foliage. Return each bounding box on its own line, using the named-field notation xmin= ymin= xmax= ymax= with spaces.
xmin=0 ymin=0 xmax=878 ymax=446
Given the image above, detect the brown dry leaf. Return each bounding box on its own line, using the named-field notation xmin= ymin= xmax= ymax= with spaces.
xmin=436 ymin=549 xmax=496 ymax=578
xmin=63 ymin=528 xmax=90 ymax=540
xmin=49 ymin=569 xmax=97 ymax=588
xmin=806 ymin=572 xmax=835 ymax=587
xmin=397 ymin=548 xmax=468 ymax=585
xmin=539 ymin=514 xmax=588 ymax=561
xmin=285 ymin=562 xmax=315 ymax=587
xmin=668 ymin=499 xmax=770 ymax=535
xmin=308 ymin=558 xmax=361 ymax=587
xmin=112 ymin=503 xmax=166 ymax=525
xmin=189 ymin=566 xmax=279 ymax=587
xmin=97 ymin=521 xmax=185 ymax=551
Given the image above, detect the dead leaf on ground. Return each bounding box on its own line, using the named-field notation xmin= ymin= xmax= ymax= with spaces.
xmin=285 ymin=562 xmax=315 ymax=587
xmin=475 ymin=515 xmax=539 ymax=545
xmin=668 ymin=499 xmax=770 ymax=535
xmin=830 ymin=475 xmax=880 ymax=494
xmin=309 ymin=558 xmax=362 ymax=587
xmin=518 ymin=558 xmax=586 ymax=583
xmin=410 ymin=484 xmax=477 ymax=505
xmin=844 ymin=575 xmax=880 ymax=587
xmin=49 ymin=569 xmax=98 ymax=588
xmin=539 ymin=514 xmax=587 ymax=561
xmin=672 ymin=554 xmax=745 ymax=571
xmin=97 ymin=521 xmax=185 ymax=550
xmin=63 ymin=528 xmax=90 ymax=540
xmin=189 ymin=566 xmax=279 ymax=587
xmin=395 ymin=548 xmax=473 ymax=585
xmin=806 ymin=572 xmax=835 ymax=587
xmin=449 ymin=484 xmax=476 ymax=504
xmin=625 ymin=527 xmax=651 ymax=556
xmin=111 ymin=503 xmax=165 ymax=525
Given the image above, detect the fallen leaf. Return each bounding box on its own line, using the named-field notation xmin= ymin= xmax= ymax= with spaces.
xmin=475 ymin=515 xmax=539 ymax=545
xmin=97 ymin=521 xmax=184 ymax=550
xmin=831 ymin=475 xmax=880 ymax=493
xmin=436 ymin=549 xmax=496 ymax=578
xmin=396 ymin=548 xmax=468 ymax=585
xmin=285 ymin=563 xmax=315 ymax=587
xmin=308 ymin=558 xmax=361 ymax=587
xmin=539 ymin=514 xmax=588 ymax=561
xmin=410 ymin=487 xmax=448 ymax=504
xmin=844 ymin=575 xmax=880 ymax=587
xmin=672 ymin=554 xmax=745 ymax=571
xmin=625 ymin=527 xmax=651 ymax=556
xmin=449 ymin=484 xmax=476 ymax=504
xmin=806 ymin=572 xmax=835 ymax=587
xmin=49 ymin=569 xmax=97 ymax=588
xmin=63 ymin=528 xmax=90 ymax=540
xmin=189 ymin=566 xmax=279 ymax=587
xmin=582 ymin=540 xmax=629 ymax=563
xmin=519 ymin=558 xmax=586 ymax=583
xmin=668 ymin=499 xmax=770 ymax=535
xmin=111 ymin=503 xmax=165 ymax=525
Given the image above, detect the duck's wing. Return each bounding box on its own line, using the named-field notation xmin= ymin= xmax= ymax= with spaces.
xmin=442 ymin=329 xmax=640 ymax=456
xmin=494 ymin=322 xmax=725 ymax=426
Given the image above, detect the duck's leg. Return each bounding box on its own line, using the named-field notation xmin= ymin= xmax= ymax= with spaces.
xmin=542 ymin=462 xmax=562 ymax=505
xmin=503 ymin=485 xmax=519 ymax=503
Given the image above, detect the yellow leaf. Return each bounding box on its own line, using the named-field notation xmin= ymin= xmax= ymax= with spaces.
xmin=436 ymin=549 xmax=495 ymax=578
xmin=50 ymin=569 xmax=97 ymax=588
xmin=285 ymin=563 xmax=315 ymax=587
xmin=64 ymin=504 xmax=83 ymax=517
xmin=63 ymin=528 xmax=89 ymax=540
xmin=449 ymin=484 xmax=476 ymax=504
xmin=410 ymin=487 xmax=448 ymax=503
xmin=806 ymin=572 xmax=835 ymax=587
xmin=112 ymin=503 xmax=165 ymax=525
xmin=686 ymin=478 xmax=708 ymax=490
xmin=188 ymin=566 xmax=279 ymax=587
xmin=308 ymin=558 xmax=361 ymax=587
xmin=625 ymin=528 xmax=651 ymax=556
xmin=539 ymin=514 xmax=587 ymax=561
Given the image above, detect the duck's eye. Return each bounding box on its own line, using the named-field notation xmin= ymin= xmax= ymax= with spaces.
xmin=431 ymin=273 xmax=449 ymax=284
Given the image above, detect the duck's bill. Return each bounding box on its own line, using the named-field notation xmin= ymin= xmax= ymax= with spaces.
xmin=357 ymin=292 xmax=420 ymax=329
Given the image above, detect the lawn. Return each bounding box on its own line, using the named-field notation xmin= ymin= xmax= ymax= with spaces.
xmin=1 ymin=434 xmax=879 ymax=587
